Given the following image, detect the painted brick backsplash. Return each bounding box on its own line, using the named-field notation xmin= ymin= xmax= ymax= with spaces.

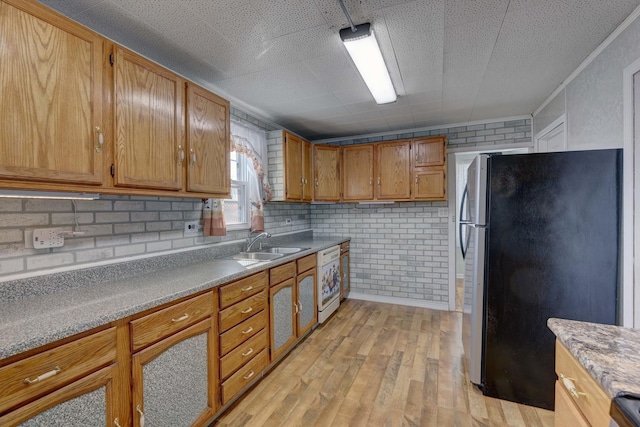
xmin=333 ymin=118 xmax=531 ymax=148
xmin=0 ymin=196 xmax=310 ymax=279
xmin=311 ymin=202 xmax=449 ymax=302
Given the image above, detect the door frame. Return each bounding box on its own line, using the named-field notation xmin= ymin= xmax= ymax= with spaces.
xmin=535 ymin=115 xmax=567 ymax=152
xmin=622 ymin=57 xmax=640 ymax=327
xmin=446 ymin=142 xmax=533 ymax=311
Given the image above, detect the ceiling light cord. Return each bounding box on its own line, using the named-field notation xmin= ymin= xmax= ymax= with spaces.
xmin=338 ymin=0 xmax=357 ymax=32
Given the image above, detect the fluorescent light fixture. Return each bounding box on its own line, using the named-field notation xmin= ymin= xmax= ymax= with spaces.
xmin=340 ymin=23 xmax=397 ymax=105
xmin=0 ymin=190 xmax=100 ymax=200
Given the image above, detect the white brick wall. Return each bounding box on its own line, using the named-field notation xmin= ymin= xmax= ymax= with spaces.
xmin=0 ymin=195 xmax=312 ymax=279
xmin=310 ymin=202 xmax=449 ymax=303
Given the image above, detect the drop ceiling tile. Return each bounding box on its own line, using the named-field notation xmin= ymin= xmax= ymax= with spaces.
xmin=384 ymin=114 xmax=416 ymax=128
xmin=443 ymin=0 xmax=508 ymax=28
xmin=312 ymin=0 xmax=379 ymax=29
xmin=253 ymin=0 xmax=327 ymax=40
xmin=187 ymin=1 xmax=268 ymax=45
xmin=405 ymin=91 xmax=442 ymax=105
xmin=332 ymin=88 xmax=373 ymax=105
xmin=345 ymin=100 xmax=380 ymax=114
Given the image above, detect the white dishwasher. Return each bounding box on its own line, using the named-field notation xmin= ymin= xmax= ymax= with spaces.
xmin=317 ymin=245 xmax=341 ymax=323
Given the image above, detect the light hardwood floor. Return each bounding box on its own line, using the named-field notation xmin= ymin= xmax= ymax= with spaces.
xmin=213 ymin=299 xmax=554 ymax=427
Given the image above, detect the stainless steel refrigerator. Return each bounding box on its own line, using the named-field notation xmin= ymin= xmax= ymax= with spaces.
xmin=460 ymin=150 xmax=621 ymax=410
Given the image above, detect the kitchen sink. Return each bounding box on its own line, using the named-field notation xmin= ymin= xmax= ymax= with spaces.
xmin=258 ymin=247 xmax=309 ymax=254
xmin=232 ymin=252 xmax=284 ymax=261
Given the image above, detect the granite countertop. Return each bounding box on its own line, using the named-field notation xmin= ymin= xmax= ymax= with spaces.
xmin=0 ymin=232 xmax=349 ymax=361
xmin=548 ymin=318 xmax=640 ymax=398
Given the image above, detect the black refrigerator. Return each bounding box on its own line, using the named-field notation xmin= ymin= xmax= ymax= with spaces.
xmin=460 ymin=149 xmax=621 ymax=410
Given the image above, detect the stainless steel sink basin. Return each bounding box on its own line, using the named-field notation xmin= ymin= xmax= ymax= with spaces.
xmin=259 ymin=247 xmax=308 ymax=254
xmin=232 ymin=252 xmax=284 ymax=261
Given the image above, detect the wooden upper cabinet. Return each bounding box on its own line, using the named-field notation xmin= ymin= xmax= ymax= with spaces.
xmin=342 ymin=144 xmax=374 ymax=201
xmin=376 ymin=140 xmax=411 ymax=200
xmin=413 ymin=137 xmax=445 ymax=167
xmin=0 ymin=0 xmax=103 ymax=186
xmin=302 ymin=140 xmax=312 ymax=201
xmin=284 ymin=132 xmax=304 ymax=200
xmin=113 ymin=46 xmax=184 ymax=191
xmin=411 ymin=136 xmax=447 ymax=201
xmin=186 ymin=83 xmax=230 ymax=196
xmin=313 ymin=145 xmax=341 ymax=201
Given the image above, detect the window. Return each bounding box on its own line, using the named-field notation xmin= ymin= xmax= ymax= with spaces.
xmin=225 ymin=151 xmax=250 ymax=229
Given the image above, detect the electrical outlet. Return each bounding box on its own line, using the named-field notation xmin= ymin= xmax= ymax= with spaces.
xmin=33 ymin=228 xmax=64 ymax=248
xmin=285 ymin=218 xmax=292 ymax=225
xmin=184 ymin=221 xmax=202 ymax=235
xmin=438 ymin=208 xmax=448 ymax=218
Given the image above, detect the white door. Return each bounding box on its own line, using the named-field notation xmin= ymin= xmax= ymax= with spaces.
xmin=536 ymin=116 xmax=566 ymax=152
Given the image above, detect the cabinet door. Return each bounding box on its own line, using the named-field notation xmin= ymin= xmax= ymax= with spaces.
xmin=186 ymin=83 xmax=230 ymax=195
xmin=342 ymin=144 xmax=374 ymax=200
xmin=413 ymin=170 xmax=446 ymax=200
xmin=0 ymin=0 xmax=103 ymax=186
xmin=313 ymin=145 xmax=341 ymax=201
xmin=284 ymin=132 xmax=303 ymax=200
xmin=132 ymin=319 xmax=216 ymax=427
xmin=376 ymin=141 xmax=411 ymax=200
xmin=0 ymin=365 xmax=121 ymax=427
xmin=269 ymin=278 xmax=296 ymax=361
xmin=302 ymin=140 xmax=312 ymax=201
xmin=554 ymin=381 xmax=589 ymax=427
xmin=113 ymin=46 xmax=184 ymax=191
xmin=297 ymin=268 xmax=317 ymax=336
xmin=413 ymin=137 xmax=445 ymax=168
xmin=340 ymin=251 xmax=350 ymax=298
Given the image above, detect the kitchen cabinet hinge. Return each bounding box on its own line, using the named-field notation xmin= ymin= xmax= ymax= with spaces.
xmin=110 ymin=164 xmax=115 ymax=177
xmin=109 ymin=53 xmax=114 ymax=66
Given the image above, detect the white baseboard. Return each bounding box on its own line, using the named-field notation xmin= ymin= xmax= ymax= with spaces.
xmin=347 ymin=292 xmax=449 ymax=311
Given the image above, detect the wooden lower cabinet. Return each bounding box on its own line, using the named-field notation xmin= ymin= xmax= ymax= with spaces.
xmin=0 ymin=364 xmax=121 ymax=427
xmin=554 ymin=339 xmax=611 ymax=426
xmin=218 ymin=273 xmax=269 ymax=406
xmin=340 ymin=242 xmax=350 ymax=299
xmin=270 ymin=257 xmax=317 ymax=361
xmin=132 ymin=319 xmax=217 ymax=427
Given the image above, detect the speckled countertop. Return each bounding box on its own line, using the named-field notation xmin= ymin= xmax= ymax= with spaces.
xmin=0 ymin=232 xmax=348 ymax=360
xmin=548 ymin=318 xmax=640 ymax=398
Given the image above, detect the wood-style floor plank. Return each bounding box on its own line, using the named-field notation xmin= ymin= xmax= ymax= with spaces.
xmin=212 ymin=300 xmax=554 ymax=427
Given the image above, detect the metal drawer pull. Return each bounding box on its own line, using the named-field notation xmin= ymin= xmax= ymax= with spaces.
xmin=294 ymin=302 xmax=299 ymax=314
xmin=241 ymin=307 xmax=253 ymax=314
xmin=243 ymin=370 xmax=255 ymax=380
xmin=242 ymin=326 xmax=254 ymax=334
xmin=137 ymin=405 xmax=145 ymax=427
xmin=242 ymin=347 xmax=254 ymax=357
xmin=114 ymin=418 xmax=122 ymax=427
xmin=559 ymin=373 xmax=586 ymax=399
xmin=171 ymin=313 xmax=189 ymax=323
xmin=24 ymin=366 xmax=61 ymax=384
xmin=241 ymin=285 xmax=253 ymax=292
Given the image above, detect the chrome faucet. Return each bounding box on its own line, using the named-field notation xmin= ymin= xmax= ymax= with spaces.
xmin=246 ymin=231 xmax=271 ymax=251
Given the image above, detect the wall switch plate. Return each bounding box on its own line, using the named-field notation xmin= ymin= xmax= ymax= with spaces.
xmin=438 ymin=208 xmax=448 ymax=218
xmin=184 ymin=221 xmax=202 ymax=235
xmin=33 ymin=228 xmax=64 ymax=248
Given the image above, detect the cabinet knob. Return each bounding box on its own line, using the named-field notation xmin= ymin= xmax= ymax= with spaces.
xmin=243 ymin=370 xmax=255 ymax=380
xmin=95 ymin=126 xmax=104 ymax=153
xmin=114 ymin=418 xmax=122 ymax=427
xmin=24 ymin=366 xmax=61 ymax=384
xmin=241 ymin=347 xmax=254 ymax=357
xmin=171 ymin=313 xmax=189 ymax=323
xmin=241 ymin=306 xmax=253 ymax=314
xmin=190 ymin=149 xmax=196 ymax=166
xmin=369 ymin=178 xmax=373 ymax=186
xmin=377 ymin=177 xmax=381 ymax=186
xmin=559 ymin=373 xmax=586 ymax=399
xmin=315 ymin=178 xmax=319 ymax=187
xmin=136 ymin=405 xmax=145 ymax=427
xmin=177 ymin=146 xmax=185 ymax=166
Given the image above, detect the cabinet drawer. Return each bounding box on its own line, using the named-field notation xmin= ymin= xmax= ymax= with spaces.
xmin=221 ymin=348 xmax=269 ymax=405
xmin=270 ymin=261 xmax=296 ymax=286
xmin=219 ymin=290 xmax=267 ymax=332
xmin=131 ymin=292 xmax=213 ymax=351
xmin=220 ymin=329 xmax=268 ymax=380
xmin=220 ymin=310 xmax=266 ymax=356
xmin=297 ymin=254 xmax=316 ymax=274
xmin=555 ymin=340 xmax=610 ymax=427
xmin=219 ymin=271 xmax=267 ymax=309
xmin=0 ymin=327 xmax=116 ymax=414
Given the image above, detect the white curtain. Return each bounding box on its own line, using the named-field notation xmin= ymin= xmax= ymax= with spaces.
xmin=230 ymin=119 xmax=272 ymax=204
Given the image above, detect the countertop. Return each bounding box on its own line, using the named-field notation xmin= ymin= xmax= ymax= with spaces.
xmin=0 ymin=233 xmax=348 ymax=360
xmin=548 ymin=318 xmax=640 ymax=398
